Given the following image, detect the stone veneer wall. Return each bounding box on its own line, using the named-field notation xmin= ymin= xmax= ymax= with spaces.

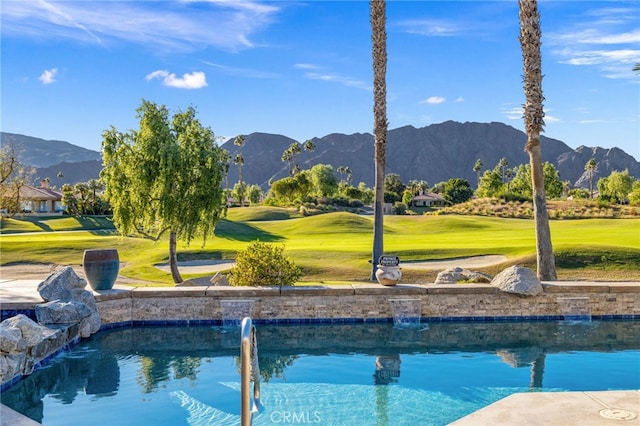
xmin=95 ymin=283 xmax=640 ymax=325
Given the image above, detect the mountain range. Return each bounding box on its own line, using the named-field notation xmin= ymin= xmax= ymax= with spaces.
xmin=2 ymin=121 xmax=638 ymax=190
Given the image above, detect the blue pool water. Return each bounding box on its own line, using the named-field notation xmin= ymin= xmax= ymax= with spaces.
xmin=2 ymin=320 xmax=639 ymax=425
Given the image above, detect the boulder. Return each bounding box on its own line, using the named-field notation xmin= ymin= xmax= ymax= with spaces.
xmin=2 ymin=314 xmax=52 ymax=347
xmin=35 ymin=300 xmax=92 ymax=325
xmin=210 ymin=272 xmax=229 ymax=286
xmin=435 ymin=267 xmax=493 ymax=284
xmin=490 ymin=266 xmax=543 ymax=296
xmin=37 ymin=266 xmax=87 ymax=302
xmin=0 ymin=326 xmax=24 ymax=353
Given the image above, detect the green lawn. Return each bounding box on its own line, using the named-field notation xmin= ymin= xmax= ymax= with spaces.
xmin=1 ymin=209 xmax=639 ymax=284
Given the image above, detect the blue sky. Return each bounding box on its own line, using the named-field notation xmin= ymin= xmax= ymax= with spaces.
xmin=2 ymin=1 xmax=639 ymax=160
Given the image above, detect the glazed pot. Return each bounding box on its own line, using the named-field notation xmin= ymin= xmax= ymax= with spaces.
xmin=83 ymin=249 xmax=119 ymax=290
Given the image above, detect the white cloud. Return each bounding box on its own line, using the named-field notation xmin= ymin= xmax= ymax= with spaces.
xmin=202 ymin=61 xmax=277 ymax=79
xmin=545 ymin=115 xmax=561 ymax=124
xmin=421 ymin=96 xmax=446 ymax=105
xmin=294 ymin=63 xmax=319 ymax=70
xmin=547 ymin=5 xmax=640 ymax=80
xmin=1 ymin=0 xmax=281 ymax=52
xmin=397 ymin=18 xmax=463 ymax=37
xmin=39 ymin=68 xmax=58 ymax=84
xmin=146 ymin=70 xmax=207 ymax=89
xmin=455 ymin=97 xmax=464 ymax=103
xmin=503 ymin=106 xmax=523 ymax=120
xmin=303 ymin=72 xmax=370 ymax=90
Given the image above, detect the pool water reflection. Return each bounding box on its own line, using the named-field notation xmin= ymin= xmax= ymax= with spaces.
xmin=2 ymin=320 xmax=639 ymax=425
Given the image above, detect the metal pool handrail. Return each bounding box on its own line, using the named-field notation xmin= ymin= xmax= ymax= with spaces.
xmin=241 ymin=317 xmax=261 ymax=426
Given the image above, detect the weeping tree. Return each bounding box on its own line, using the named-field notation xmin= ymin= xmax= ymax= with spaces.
xmin=519 ymin=0 xmax=557 ymax=280
xmin=370 ymin=0 xmax=387 ymax=280
xmin=101 ymin=100 xmax=227 ymax=284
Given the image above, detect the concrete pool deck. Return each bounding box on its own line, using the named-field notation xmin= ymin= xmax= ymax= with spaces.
xmin=1 ymin=278 xmax=639 ymax=425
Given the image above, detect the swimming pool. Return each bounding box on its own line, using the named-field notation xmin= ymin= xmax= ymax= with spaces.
xmin=2 ymin=320 xmax=639 ymax=425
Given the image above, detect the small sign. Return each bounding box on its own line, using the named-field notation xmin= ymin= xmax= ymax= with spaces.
xmin=378 ymin=255 xmax=400 ymax=267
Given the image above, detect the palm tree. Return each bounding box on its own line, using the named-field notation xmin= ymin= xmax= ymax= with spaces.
xmin=585 ymin=158 xmax=596 ymax=198
xmin=303 ymin=139 xmax=316 ymax=167
xmin=473 ymin=159 xmax=483 ymax=188
xmin=519 ymin=0 xmax=557 ymax=280
xmin=234 ymin=135 xmax=245 ymax=206
xmin=370 ymin=0 xmax=387 ymax=280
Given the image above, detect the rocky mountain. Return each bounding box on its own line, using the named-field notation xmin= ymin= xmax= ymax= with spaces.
xmin=222 ymin=121 xmax=639 ymax=190
xmin=1 ymin=132 xmax=101 ymax=168
xmin=3 ymin=122 xmax=638 ymax=190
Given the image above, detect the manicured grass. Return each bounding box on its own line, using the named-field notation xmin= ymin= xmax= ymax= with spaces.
xmin=1 ymin=208 xmax=638 ymax=285
xmin=1 ymin=215 xmax=116 ymax=233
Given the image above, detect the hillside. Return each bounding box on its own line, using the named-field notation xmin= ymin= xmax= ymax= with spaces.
xmin=3 ymin=122 xmax=638 ymax=189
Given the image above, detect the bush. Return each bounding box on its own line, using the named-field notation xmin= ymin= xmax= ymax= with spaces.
xmin=227 ymin=241 xmax=302 ymax=286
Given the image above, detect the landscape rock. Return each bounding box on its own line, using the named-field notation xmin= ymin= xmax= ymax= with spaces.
xmin=490 ymin=266 xmax=543 ymax=296
xmin=210 ymin=272 xmax=229 ymax=286
xmin=2 ymin=314 xmax=53 ymax=347
xmin=0 ymin=326 xmax=24 ymax=353
xmin=37 ymin=266 xmax=87 ymax=302
xmin=36 ymin=300 xmax=92 ymax=325
xmin=435 ymin=267 xmax=493 ymax=284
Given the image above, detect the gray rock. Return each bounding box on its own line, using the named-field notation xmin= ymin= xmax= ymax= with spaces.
xmin=35 ymin=300 xmax=92 ymax=325
xmin=0 ymin=326 xmax=23 ymax=353
xmin=210 ymin=272 xmax=229 ymax=286
xmin=37 ymin=266 xmax=87 ymax=302
xmin=2 ymin=314 xmax=52 ymax=346
xmin=490 ymin=266 xmax=543 ymax=296
xmin=0 ymin=353 xmax=26 ymax=383
xmin=435 ymin=267 xmax=493 ymax=284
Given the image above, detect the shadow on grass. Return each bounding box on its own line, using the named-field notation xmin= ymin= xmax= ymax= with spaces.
xmin=214 ymin=219 xmax=283 ymax=242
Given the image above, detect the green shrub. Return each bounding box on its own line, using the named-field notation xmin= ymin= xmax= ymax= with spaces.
xmin=227 ymin=241 xmax=302 ymax=286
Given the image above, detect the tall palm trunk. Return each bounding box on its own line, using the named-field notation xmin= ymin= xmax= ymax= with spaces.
xmin=169 ymin=230 xmax=183 ymax=283
xmin=370 ymin=0 xmax=387 ymax=280
xmin=519 ymin=0 xmax=557 ymax=280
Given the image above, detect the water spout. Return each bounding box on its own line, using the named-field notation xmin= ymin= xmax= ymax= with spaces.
xmin=388 ymin=299 xmax=422 ymax=327
xmin=220 ymin=300 xmax=255 ymax=327
xmin=556 ymin=297 xmax=591 ymax=322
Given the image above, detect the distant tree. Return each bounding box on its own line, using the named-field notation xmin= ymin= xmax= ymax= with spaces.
xmin=498 ymin=157 xmax=509 ymax=184
xmin=476 ymin=166 xmax=505 ymax=198
xmin=443 ymin=178 xmax=474 ymax=204
xmin=303 ymin=139 xmax=316 ymax=167
xmin=231 ymin=182 xmax=247 ymax=206
xmin=358 ymin=182 xmax=375 ymax=204
xmin=74 ymin=182 xmax=90 ymax=214
xmin=606 ymin=169 xmax=633 ymax=203
xmin=519 ymin=0 xmax=556 ymax=279
xmin=246 ymin=184 xmax=262 ymax=205
xmin=383 ymin=173 xmax=405 ymax=198
xmin=431 ymin=181 xmax=446 ymax=194
xmin=371 ymin=0 xmax=387 ymax=280
xmin=629 ymin=180 xmax=640 ymax=206
xmin=233 ymin=135 xmax=245 ymax=206
xmin=101 ymin=100 xmax=227 ymax=284
xmin=585 ymin=158 xmax=596 ymax=199
xmin=309 ymin=164 xmax=338 ymax=197
xmin=473 ymin=159 xmax=483 ymax=188
xmin=282 ymin=142 xmax=302 ymax=176
xmin=509 ymin=162 xmax=562 ymax=199
xmin=61 ymin=184 xmax=79 ymax=215
xmin=269 ymin=171 xmax=313 ymax=204
xmin=0 ymin=145 xmax=34 ymax=216
xmin=509 ymin=164 xmax=532 ymax=197
xmin=401 ymin=189 xmax=413 ymax=206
